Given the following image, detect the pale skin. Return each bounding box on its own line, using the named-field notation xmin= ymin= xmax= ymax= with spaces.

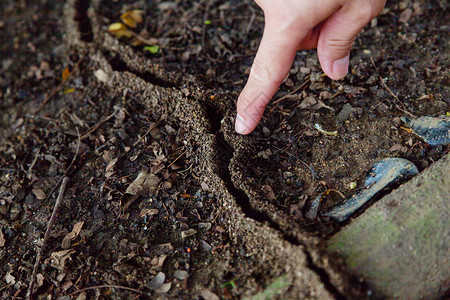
xmin=235 ymin=0 xmax=387 ymax=134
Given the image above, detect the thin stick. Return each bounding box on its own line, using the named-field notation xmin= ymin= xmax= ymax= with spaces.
xmin=66 ymin=127 xmax=81 ymax=174
xmin=65 ymin=284 xmax=144 ymax=297
xmin=132 ymin=121 xmax=161 ymax=146
xmin=167 ymin=149 xmax=188 ymax=169
xmin=272 ymin=78 xmax=311 ymax=105
xmin=273 ymin=146 xmax=316 ymax=179
xmin=245 ymin=9 xmax=256 ymax=35
xmin=27 ymin=149 xmax=40 ymax=177
xmin=79 ymin=113 xmax=115 ymax=141
xmin=370 ymin=56 xmax=416 ymax=118
xmin=27 ymin=176 xmax=69 ymax=300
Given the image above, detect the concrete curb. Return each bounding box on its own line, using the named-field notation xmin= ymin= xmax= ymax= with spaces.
xmin=328 ymin=154 xmax=450 ymax=299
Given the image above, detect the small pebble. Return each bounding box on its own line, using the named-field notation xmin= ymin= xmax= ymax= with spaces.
xmin=198 ymin=222 xmax=212 ymax=230
xmin=155 ymin=282 xmax=171 ymax=293
xmin=200 ymin=240 xmax=212 ymax=252
xmin=146 ymin=272 xmax=165 ymax=290
xmin=94 ymin=69 xmax=108 ymax=83
xmin=174 ymin=270 xmax=189 ymax=280
xmin=181 ymin=229 xmax=197 ymax=239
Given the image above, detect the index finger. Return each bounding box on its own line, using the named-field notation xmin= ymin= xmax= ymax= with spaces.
xmin=235 ymin=26 xmax=303 ymax=134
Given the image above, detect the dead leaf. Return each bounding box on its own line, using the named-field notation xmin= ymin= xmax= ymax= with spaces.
xmin=150 ymin=254 xmax=167 ymax=268
xmin=120 ymin=10 xmax=144 ymax=28
xmin=76 ymin=292 xmax=87 ymax=300
xmin=389 ymin=144 xmax=408 ymax=153
xmin=139 ymin=208 xmax=159 ymax=218
xmin=299 ymin=96 xmax=317 ymax=109
xmin=61 ymin=67 xmax=70 ymax=82
xmin=113 ymin=105 xmax=126 ymax=126
xmin=5 ymin=272 xmax=15 ymax=285
xmin=105 ymin=157 xmax=118 ymax=178
xmin=36 ymin=273 xmax=45 ymax=287
xmin=155 ymin=282 xmax=171 ymax=293
xmin=262 ymin=185 xmax=276 ymax=201
xmin=68 ymin=113 xmax=88 ymax=128
xmin=108 ymin=22 xmax=132 ymax=38
xmin=72 ymin=221 xmax=84 ymax=236
xmin=32 ymin=188 xmax=46 ymax=200
xmin=62 ymin=221 xmax=84 ymax=249
xmin=125 ymin=170 xmax=160 ymax=195
xmin=50 ymin=249 xmax=75 ymax=271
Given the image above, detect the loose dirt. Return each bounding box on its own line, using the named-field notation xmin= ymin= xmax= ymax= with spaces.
xmin=0 ymin=0 xmax=448 ymax=298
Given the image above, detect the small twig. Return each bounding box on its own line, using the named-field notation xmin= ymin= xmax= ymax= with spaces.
xmin=370 ymin=56 xmax=416 ymax=118
xmin=27 ymin=149 xmax=40 ymax=177
xmin=34 ymin=53 xmax=85 ymax=113
xmin=129 ymin=30 xmax=159 ymax=46
xmin=27 ymin=176 xmax=69 ymax=300
xmin=272 ymin=78 xmax=311 ymax=105
xmin=167 ymin=149 xmax=188 ymax=169
xmin=273 ymin=146 xmax=316 ymax=179
xmin=79 ymin=113 xmax=115 ymax=141
xmin=132 ymin=121 xmax=161 ymax=146
xmin=66 ymin=127 xmax=81 ymax=174
xmin=245 ymin=9 xmax=256 ymax=35
xmin=64 ymin=284 xmax=144 ymax=297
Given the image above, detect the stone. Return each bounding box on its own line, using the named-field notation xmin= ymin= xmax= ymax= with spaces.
xmin=146 ymin=272 xmax=165 ymax=290
xmin=328 ymin=154 xmax=450 ymax=299
xmin=174 ymin=270 xmax=189 ymax=280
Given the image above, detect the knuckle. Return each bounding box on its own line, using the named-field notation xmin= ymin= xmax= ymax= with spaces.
xmin=326 ymin=37 xmax=355 ymax=52
xmin=250 ymin=57 xmax=284 ymax=86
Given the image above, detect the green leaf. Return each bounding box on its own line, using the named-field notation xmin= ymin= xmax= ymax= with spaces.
xmin=143 ymin=45 xmax=160 ymax=54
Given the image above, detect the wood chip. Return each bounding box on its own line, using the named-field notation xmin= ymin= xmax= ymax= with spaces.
xmin=126 ymin=171 xmax=160 ymax=195
xmin=94 ymin=69 xmax=109 ymax=83
xmin=0 ymin=230 xmax=5 ymax=247
xmin=32 ymin=188 xmax=46 ymax=200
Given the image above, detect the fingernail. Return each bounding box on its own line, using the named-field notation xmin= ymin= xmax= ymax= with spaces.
xmin=235 ymin=113 xmax=247 ymax=134
xmin=332 ymin=54 xmax=350 ymax=79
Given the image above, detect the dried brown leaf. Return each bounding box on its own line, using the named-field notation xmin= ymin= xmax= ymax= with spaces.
xmin=120 ymin=10 xmax=144 ymax=28
xmin=49 ymin=249 xmax=75 ymax=271
xmin=32 ymin=188 xmax=46 ymax=200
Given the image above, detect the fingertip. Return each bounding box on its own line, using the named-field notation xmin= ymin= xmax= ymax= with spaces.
xmin=331 ymin=53 xmax=350 ymax=80
xmin=235 ymin=113 xmax=251 ymax=135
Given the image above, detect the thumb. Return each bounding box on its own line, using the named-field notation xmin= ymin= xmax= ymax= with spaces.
xmin=317 ymin=3 xmax=383 ymax=80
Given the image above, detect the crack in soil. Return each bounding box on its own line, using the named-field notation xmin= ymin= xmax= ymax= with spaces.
xmin=202 ymin=100 xmax=346 ymax=298
xmin=73 ymin=0 xmax=93 ymax=42
xmin=104 ymin=50 xmax=176 ymax=88
xmin=63 ymin=0 xmax=366 ymax=297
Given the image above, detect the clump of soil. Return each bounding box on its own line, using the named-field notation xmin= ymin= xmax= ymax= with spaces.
xmin=0 ymin=0 xmax=448 ymax=299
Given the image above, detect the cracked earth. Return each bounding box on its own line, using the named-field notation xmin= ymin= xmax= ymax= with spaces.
xmin=0 ymin=0 xmax=448 ymax=298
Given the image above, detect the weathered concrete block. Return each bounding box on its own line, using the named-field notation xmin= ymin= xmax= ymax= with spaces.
xmin=328 ymin=154 xmax=450 ymax=299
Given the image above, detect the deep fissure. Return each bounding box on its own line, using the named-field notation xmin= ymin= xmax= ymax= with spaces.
xmin=202 ymin=103 xmax=345 ymax=298
xmin=72 ymin=3 xmax=356 ymax=294
xmin=74 ymin=0 xmax=93 ymax=42
xmin=104 ymin=51 xmax=176 ymax=88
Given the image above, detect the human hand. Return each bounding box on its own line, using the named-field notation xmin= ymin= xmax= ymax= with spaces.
xmin=235 ymin=0 xmax=386 ymax=134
